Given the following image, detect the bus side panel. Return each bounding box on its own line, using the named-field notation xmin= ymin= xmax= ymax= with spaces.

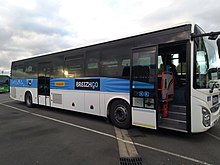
xmin=10 ymin=87 xmax=25 ymax=102
xmin=50 ymin=77 xmax=130 ymax=117
xmin=10 ymin=78 xmax=38 ymax=103
xmin=132 ymin=107 xmax=157 ymax=129
xmin=84 ymin=91 xmax=100 ymax=115
xmin=10 ymin=87 xmax=38 ymax=104
xmin=100 ymin=93 xmax=105 ymax=117
xmin=52 ymin=90 xmax=85 ymax=113
xmin=51 ymin=89 xmax=129 ymax=118
xmin=50 ymin=89 xmax=64 ymax=109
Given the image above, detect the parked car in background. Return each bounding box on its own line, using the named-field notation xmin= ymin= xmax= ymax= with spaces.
xmin=0 ymin=75 xmax=10 ymax=93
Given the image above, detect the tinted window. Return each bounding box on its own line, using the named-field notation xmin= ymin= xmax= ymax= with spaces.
xmin=85 ymin=51 xmax=100 ymax=77
xmin=0 ymin=76 xmax=9 ymax=85
xmin=12 ymin=64 xmax=25 ymax=78
xmin=64 ymin=55 xmax=84 ymax=78
xmin=52 ymin=55 xmax=64 ymax=78
xmin=132 ymin=48 xmax=156 ymax=83
xmin=38 ymin=62 xmax=53 ymax=77
xmin=24 ymin=61 xmax=38 ymax=78
xmin=100 ymin=46 xmax=130 ymax=78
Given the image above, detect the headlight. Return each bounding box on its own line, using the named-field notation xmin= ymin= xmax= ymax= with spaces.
xmin=210 ymin=104 xmax=219 ymax=113
xmin=202 ymin=108 xmax=211 ymax=127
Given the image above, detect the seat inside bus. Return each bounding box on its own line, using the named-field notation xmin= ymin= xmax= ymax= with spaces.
xmin=158 ymin=42 xmax=187 ymax=106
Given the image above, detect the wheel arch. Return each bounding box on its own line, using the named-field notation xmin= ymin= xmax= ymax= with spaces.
xmin=24 ymin=90 xmax=33 ymax=101
xmin=107 ymin=96 xmax=130 ymax=117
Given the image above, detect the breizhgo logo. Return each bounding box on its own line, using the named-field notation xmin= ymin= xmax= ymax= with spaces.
xmin=75 ymin=79 xmax=100 ymax=91
xmin=27 ymin=79 xmax=33 ymax=87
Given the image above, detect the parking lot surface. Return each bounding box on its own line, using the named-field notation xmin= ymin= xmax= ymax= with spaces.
xmin=0 ymin=93 xmax=220 ymax=165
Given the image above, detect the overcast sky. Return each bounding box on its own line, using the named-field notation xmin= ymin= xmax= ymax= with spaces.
xmin=0 ymin=0 xmax=220 ymax=74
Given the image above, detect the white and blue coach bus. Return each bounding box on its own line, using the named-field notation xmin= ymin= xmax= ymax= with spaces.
xmin=10 ymin=24 xmax=220 ymax=133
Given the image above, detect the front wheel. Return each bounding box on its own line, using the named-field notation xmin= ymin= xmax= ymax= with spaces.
xmin=25 ymin=92 xmax=33 ymax=108
xmin=110 ymin=100 xmax=131 ymax=129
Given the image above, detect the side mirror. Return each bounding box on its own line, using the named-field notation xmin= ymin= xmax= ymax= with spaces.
xmin=217 ymin=38 xmax=220 ymax=58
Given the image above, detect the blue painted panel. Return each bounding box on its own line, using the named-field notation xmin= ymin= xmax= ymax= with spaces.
xmin=10 ymin=77 xmax=154 ymax=93
xmin=10 ymin=78 xmax=38 ymax=88
xmin=132 ymin=81 xmax=154 ymax=89
xmin=50 ymin=78 xmax=75 ymax=90
xmin=100 ymin=78 xmax=130 ymax=93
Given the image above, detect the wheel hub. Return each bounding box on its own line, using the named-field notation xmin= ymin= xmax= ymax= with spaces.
xmin=114 ymin=105 xmax=127 ymax=122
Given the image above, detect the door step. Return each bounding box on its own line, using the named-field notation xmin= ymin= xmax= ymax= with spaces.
xmin=159 ymin=118 xmax=187 ymax=132
xmin=168 ymin=104 xmax=186 ymax=113
xmin=159 ymin=125 xmax=188 ymax=133
xmin=168 ymin=111 xmax=186 ymax=121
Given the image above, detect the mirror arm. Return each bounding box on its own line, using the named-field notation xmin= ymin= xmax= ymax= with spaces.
xmin=191 ymin=31 xmax=220 ymax=40
xmin=217 ymin=38 xmax=220 ymax=58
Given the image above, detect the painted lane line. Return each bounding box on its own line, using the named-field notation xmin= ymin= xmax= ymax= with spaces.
xmin=114 ymin=127 xmax=140 ymax=158
xmin=0 ymin=103 xmax=212 ymax=165
xmin=0 ymin=103 xmax=117 ymax=139
xmin=206 ymin=132 xmax=220 ymax=141
xmin=0 ymin=99 xmax=14 ymax=104
xmin=134 ymin=142 xmax=211 ymax=165
xmin=0 ymin=103 xmax=116 ymax=139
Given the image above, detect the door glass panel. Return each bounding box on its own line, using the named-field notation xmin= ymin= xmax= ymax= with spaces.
xmin=131 ymin=47 xmax=157 ymax=109
xmin=38 ymin=62 xmax=52 ymax=96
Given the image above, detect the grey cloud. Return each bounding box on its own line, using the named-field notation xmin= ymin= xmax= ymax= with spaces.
xmin=5 ymin=1 xmax=70 ymax=36
xmin=16 ymin=20 xmax=70 ymax=36
xmin=1 ymin=0 xmax=220 ymax=75
xmin=0 ymin=0 xmax=75 ymax=74
xmin=0 ymin=26 xmax=13 ymax=49
xmin=141 ymin=0 xmax=220 ymax=32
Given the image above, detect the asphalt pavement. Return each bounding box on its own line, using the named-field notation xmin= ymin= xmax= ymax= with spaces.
xmin=0 ymin=93 xmax=220 ymax=165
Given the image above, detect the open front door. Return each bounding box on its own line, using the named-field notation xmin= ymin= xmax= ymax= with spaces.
xmin=131 ymin=46 xmax=157 ymax=129
xmin=38 ymin=62 xmax=52 ymax=106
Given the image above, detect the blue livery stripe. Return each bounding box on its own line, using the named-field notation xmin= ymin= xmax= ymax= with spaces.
xmin=50 ymin=78 xmax=75 ymax=90
xmin=10 ymin=77 xmax=154 ymax=93
xmin=51 ymin=77 xmax=130 ymax=93
xmin=100 ymin=78 xmax=129 ymax=93
xmin=132 ymin=81 xmax=154 ymax=89
xmin=10 ymin=78 xmax=38 ymax=88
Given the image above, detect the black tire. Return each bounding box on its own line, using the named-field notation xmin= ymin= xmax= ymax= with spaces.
xmin=25 ymin=92 xmax=33 ymax=108
xmin=109 ymin=100 xmax=131 ymax=129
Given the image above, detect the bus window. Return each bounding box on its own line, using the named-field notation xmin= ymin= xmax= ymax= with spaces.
xmin=38 ymin=62 xmax=52 ymax=77
xmin=65 ymin=60 xmax=84 ymax=78
xmin=158 ymin=56 xmax=163 ymax=74
xmin=122 ymin=59 xmax=130 ymax=78
xmin=196 ymin=51 xmax=208 ymax=88
xmin=24 ymin=62 xmax=38 ymax=78
xmin=101 ymin=56 xmax=118 ymax=77
xmin=53 ymin=55 xmax=64 ymax=78
xmin=85 ymin=51 xmax=100 ymax=77
xmin=12 ymin=65 xmax=24 ymax=78
xmin=133 ymin=50 xmax=156 ymax=83
xmin=101 ymin=46 xmax=130 ymax=78
xmin=0 ymin=75 xmax=10 ymax=93
xmin=171 ymin=53 xmax=186 ymax=76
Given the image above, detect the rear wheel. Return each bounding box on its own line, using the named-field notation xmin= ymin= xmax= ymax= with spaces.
xmin=110 ymin=100 xmax=131 ymax=129
xmin=25 ymin=92 xmax=33 ymax=108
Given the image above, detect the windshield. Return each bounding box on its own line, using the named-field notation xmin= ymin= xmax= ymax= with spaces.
xmin=194 ymin=25 xmax=219 ymax=89
xmin=0 ymin=76 xmax=9 ymax=85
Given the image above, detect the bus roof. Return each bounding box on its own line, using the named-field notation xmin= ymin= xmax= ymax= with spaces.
xmin=12 ymin=23 xmax=192 ymax=64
